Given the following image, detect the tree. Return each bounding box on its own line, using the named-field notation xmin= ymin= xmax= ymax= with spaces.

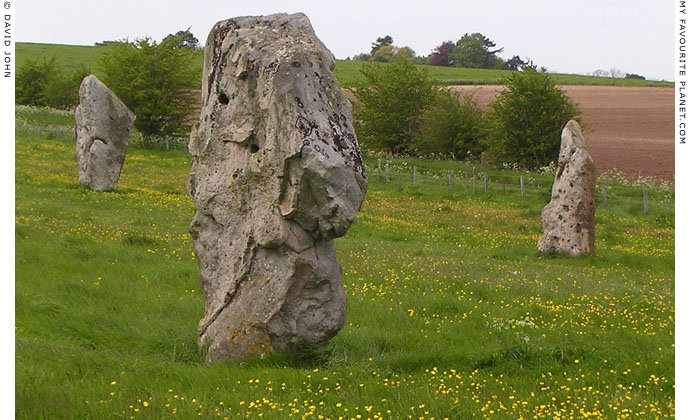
xmin=16 ymin=57 xmax=88 ymax=109
xmin=450 ymin=33 xmax=505 ymax=69
xmin=163 ymin=28 xmax=201 ymax=50
xmin=609 ymin=68 xmax=625 ymax=79
xmin=350 ymin=60 xmax=436 ymax=154
xmin=485 ymin=69 xmax=580 ymax=169
xmin=99 ymin=36 xmax=198 ymax=141
xmin=505 ymin=55 xmax=526 ymax=71
xmin=625 ymin=73 xmax=646 ymax=80
xmin=592 ymin=69 xmax=609 ymax=77
xmin=370 ymin=45 xmax=416 ymax=63
xmin=370 ymin=35 xmax=393 ymax=55
xmin=43 ymin=65 xmax=90 ymax=109
xmin=395 ymin=47 xmax=416 ymax=63
xmin=15 ymin=57 xmax=56 ymax=106
xmin=416 ymin=90 xmax=485 ymax=159
xmin=427 ymin=41 xmax=454 ymax=67
xmin=370 ymin=45 xmax=397 ymax=62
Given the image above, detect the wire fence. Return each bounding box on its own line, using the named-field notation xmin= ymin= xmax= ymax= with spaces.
xmin=17 ymin=122 xmax=72 ymax=141
xmin=366 ymin=159 xmax=675 ymax=216
xmin=16 ymin=121 xmax=190 ymax=151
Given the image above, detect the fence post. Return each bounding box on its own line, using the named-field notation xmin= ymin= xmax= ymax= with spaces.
xmin=643 ymin=187 xmax=648 ymax=214
xmin=377 ymin=159 xmax=382 ymax=181
xmin=413 ymin=166 xmax=418 ymax=185
xmin=483 ymin=172 xmax=488 ymax=193
xmin=385 ymin=163 xmax=390 ymax=184
xmin=520 ymin=175 xmax=525 ymax=199
xmin=602 ymin=185 xmax=607 ymax=207
xmin=25 ymin=123 xmax=29 ymax=136
xmin=472 ymin=167 xmax=477 ymax=194
xmin=447 ymin=170 xmax=452 ymax=189
xmin=39 ymin=124 xmax=44 ymax=137
xmin=56 ymin=126 xmax=60 ymax=140
xmin=165 ymin=137 xmax=170 ymax=151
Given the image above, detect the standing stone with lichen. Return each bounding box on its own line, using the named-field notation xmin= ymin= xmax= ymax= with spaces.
xmin=187 ymin=13 xmax=367 ymax=362
xmin=538 ymin=120 xmax=596 ymax=256
xmin=74 ymin=75 xmax=135 ymax=191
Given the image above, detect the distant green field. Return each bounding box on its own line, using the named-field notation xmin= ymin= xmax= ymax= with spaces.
xmin=332 ymin=60 xmax=673 ymax=87
xmin=17 ymin=42 xmax=673 ymax=87
xmin=16 ymin=43 xmax=109 ymax=77
xmin=16 ymin=42 xmax=204 ymax=81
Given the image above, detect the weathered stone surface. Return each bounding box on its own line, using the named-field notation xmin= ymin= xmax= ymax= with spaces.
xmin=187 ymin=13 xmax=367 ymax=362
xmin=74 ymin=75 xmax=135 ymax=191
xmin=538 ymin=120 xmax=596 ymax=256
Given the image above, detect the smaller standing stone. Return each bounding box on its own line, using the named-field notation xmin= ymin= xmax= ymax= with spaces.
xmin=74 ymin=75 xmax=135 ymax=191
xmin=538 ymin=120 xmax=596 ymax=256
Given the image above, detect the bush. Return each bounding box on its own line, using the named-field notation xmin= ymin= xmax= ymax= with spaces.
xmin=484 ymin=69 xmax=580 ymax=169
xmin=416 ymin=90 xmax=485 ymax=159
xmin=100 ymin=36 xmax=198 ymax=141
xmin=16 ymin=57 xmax=56 ymax=107
xmin=350 ymin=61 xmax=436 ymax=154
xmin=43 ymin=65 xmax=90 ymax=110
xmin=16 ymin=57 xmax=89 ymax=109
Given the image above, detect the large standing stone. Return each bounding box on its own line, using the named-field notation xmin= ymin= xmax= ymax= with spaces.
xmin=538 ymin=120 xmax=596 ymax=256
xmin=74 ymin=75 xmax=135 ymax=191
xmin=187 ymin=13 xmax=367 ymax=362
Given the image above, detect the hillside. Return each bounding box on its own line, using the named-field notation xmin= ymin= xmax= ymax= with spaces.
xmin=16 ymin=42 xmax=204 ymax=81
xmin=17 ymin=42 xmax=673 ymax=87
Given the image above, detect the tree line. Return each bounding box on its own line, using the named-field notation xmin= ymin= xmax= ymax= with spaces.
xmin=16 ymin=28 xmax=581 ymax=168
xmin=350 ymin=33 xmax=649 ymax=80
xmin=351 ymin=33 xmax=538 ymax=72
xmin=349 ymin=60 xmax=580 ymax=169
xmin=15 ymin=30 xmax=200 ymax=145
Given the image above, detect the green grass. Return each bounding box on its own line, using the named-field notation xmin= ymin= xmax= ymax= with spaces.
xmin=17 ymin=42 xmax=204 ymax=81
xmin=16 ymin=104 xmax=675 ymax=209
xmin=18 ymin=42 xmax=672 ymax=88
xmin=16 ymin=43 xmax=109 ymax=78
xmin=16 ymin=106 xmax=674 ymax=419
xmin=15 ymin=105 xmax=76 ymax=127
xmin=333 ymin=60 xmax=673 ymax=87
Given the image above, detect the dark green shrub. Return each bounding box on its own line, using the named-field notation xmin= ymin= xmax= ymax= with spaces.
xmin=16 ymin=57 xmax=56 ymax=106
xmin=351 ymin=61 xmax=436 ymax=154
xmin=100 ymin=36 xmax=198 ymax=141
xmin=416 ymin=90 xmax=485 ymax=159
xmin=43 ymin=65 xmax=90 ymax=110
xmin=16 ymin=57 xmax=90 ymax=110
xmin=485 ymin=69 xmax=580 ymax=169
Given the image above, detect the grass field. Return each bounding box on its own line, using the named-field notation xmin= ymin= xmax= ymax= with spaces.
xmin=332 ymin=60 xmax=673 ymax=87
xmin=17 ymin=42 xmax=673 ymax=88
xmin=16 ymin=42 xmax=205 ymax=82
xmin=15 ymin=106 xmax=674 ymax=419
xmin=16 ymin=43 xmax=109 ymax=76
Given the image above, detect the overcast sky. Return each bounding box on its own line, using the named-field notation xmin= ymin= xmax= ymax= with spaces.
xmin=18 ymin=0 xmax=674 ymax=81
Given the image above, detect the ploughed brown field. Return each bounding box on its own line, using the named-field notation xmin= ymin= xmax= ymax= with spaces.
xmin=200 ymin=85 xmax=673 ymax=181
xmin=450 ymin=85 xmax=675 ymax=182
